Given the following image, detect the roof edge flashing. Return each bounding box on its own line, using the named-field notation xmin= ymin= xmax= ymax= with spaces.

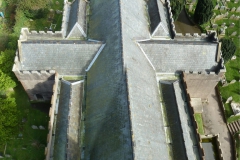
xmin=66 ymin=23 xmax=87 ymax=39
xmin=85 ymin=43 xmax=106 ymax=72
xmin=136 ymin=42 xmax=156 ymax=71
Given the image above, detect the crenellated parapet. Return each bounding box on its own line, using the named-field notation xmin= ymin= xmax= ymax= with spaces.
xmin=12 ymin=67 xmax=55 ymax=81
xmin=174 ymin=32 xmax=209 ymax=41
xmin=165 ymin=0 xmax=177 ymax=38
xmin=184 ymin=70 xmax=217 ymax=75
xmin=19 ymin=28 xmax=63 ymax=41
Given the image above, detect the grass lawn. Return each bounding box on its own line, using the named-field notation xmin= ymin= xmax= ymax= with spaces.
xmin=29 ymin=0 xmax=63 ymax=31
xmin=219 ymin=83 xmax=240 ymax=122
xmin=194 ymin=113 xmax=204 ymax=135
xmin=1 ymin=84 xmax=49 ymax=159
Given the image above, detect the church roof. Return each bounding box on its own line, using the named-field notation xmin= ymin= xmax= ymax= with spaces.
xmin=53 ymin=80 xmax=83 ymax=159
xmin=66 ymin=0 xmax=87 ymax=38
xmin=13 ymin=0 xmax=223 ymax=159
xmin=120 ymin=0 xmax=169 ymax=159
xmin=19 ymin=40 xmax=103 ymax=75
xmin=147 ymin=0 xmax=171 ymax=38
xmin=139 ymin=40 xmax=219 ymax=73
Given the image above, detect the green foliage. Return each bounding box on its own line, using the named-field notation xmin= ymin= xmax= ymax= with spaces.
xmin=0 ymin=50 xmax=16 ymax=74
xmin=170 ymin=0 xmax=184 ymax=20
xmin=13 ymin=9 xmax=30 ymax=35
xmin=0 ymin=70 xmax=16 ymax=91
xmin=17 ymin=0 xmax=49 ymax=10
xmin=0 ymin=97 xmax=18 ymax=143
xmin=220 ymin=38 xmax=236 ymax=63
xmin=194 ymin=0 xmax=214 ymax=24
xmin=194 ymin=113 xmax=204 ymax=134
xmin=24 ymin=9 xmax=48 ymax=19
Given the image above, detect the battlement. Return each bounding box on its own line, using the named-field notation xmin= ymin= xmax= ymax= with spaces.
xmin=174 ymin=32 xmax=209 ymax=41
xmin=19 ymin=28 xmax=63 ymax=41
xmin=166 ymin=0 xmax=177 ymax=38
xmin=12 ymin=66 xmax=56 ymax=81
xmin=184 ymin=70 xmax=217 ymax=75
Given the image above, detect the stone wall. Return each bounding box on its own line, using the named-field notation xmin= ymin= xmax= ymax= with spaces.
xmin=200 ymin=134 xmax=224 ymax=160
xmin=45 ymin=73 xmax=59 ymax=159
xmin=189 ymin=105 xmax=205 ymax=159
xmin=13 ymin=64 xmax=55 ymax=101
xmin=166 ymin=0 xmax=177 ymax=38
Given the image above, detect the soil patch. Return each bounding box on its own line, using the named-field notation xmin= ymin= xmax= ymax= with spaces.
xmin=174 ymin=9 xmax=201 ymax=35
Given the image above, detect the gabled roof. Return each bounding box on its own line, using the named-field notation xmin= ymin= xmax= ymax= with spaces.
xmin=14 ymin=0 xmax=223 ymax=159
xmin=19 ymin=40 xmax=104 ymax=75
xmin=121 ymin=0 xmax=169 ymax=159
xmin=53 ymin=80 xmax=71 ymax=159
xmin=147 ymin=0 xmax=171 ymax=38
xmin=66 ymin=0 xmax=87 ymax=38
xmin=138 ymin=40 xmax=219 ymax=73
xmin=84 ymin=0 xmax=133 ymax=159
xmin=53 ymin=80 xmax=83 ymax=159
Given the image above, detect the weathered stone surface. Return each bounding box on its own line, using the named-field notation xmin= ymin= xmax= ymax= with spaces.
xmin=226 ymin=96 xmax=232 ymax=103
xmin=236 ymin=6 xmax=240 ymax=12
xmin=31 ymin=125 xmax=38 ymax=129
xmin=22 ymin=118 xmax=27 ymax=123
xmin=231 ymin=101 xmax=240 ymax=115
xmin=39 ymin=125 xmax=45 ymax=130
xmin=230 ymin=79 xmax=236 ymax=84
xmin=220 ymin=6 xmax=225 ymax=11
xmin=231 ymin=55 xmax=236 ymax=60
xmin=18 ymin=133 xmax=23 ymax=137
xmin=230 ymin=14 xmax=235 ymax=19
xmin=212 ymin=24 xmax=218 ymax=28
xmin=5 ymin=154 xmax=11 ymax=158
xmin=231 ymin=31 xmax=237 ymax=36
xmin=230 ymin=22 xmax=235 ymax=27
xmin=235 ymin=16 xmax=239 ymax=20
xmin=231 ymin=7 xmax=236 ymax=12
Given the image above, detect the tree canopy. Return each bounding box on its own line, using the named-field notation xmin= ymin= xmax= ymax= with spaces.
xmin=0 ymin=70 xmax=16 ymax=91
xmin=194 ymin=0 xmax=214 ymax=25
xmin=220 ymin=38 xmax=236 ymax=63
xmin=6 ymin=0 xmax=49 ymax=10
xmin=0 ymin=50 xmax=16 ymax=74
xmin=0 ymin=97 xmax=18 ymax=143
xmin=170 ymin=0 xmax=184 ymax=20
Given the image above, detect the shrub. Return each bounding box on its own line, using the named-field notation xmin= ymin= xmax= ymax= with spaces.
xmin=171 ymin=0 xmax=184 ymax=20
xmin=220 ymin=38 xmax=236 ymax=63
xmin=194 ymin=0 xmax=214 ymax=25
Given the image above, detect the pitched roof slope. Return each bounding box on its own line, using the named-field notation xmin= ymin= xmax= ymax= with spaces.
xmin=19 ymin=40 xmax=103 ymax=75
xmin=84 ymin=0 xmax=133 ymax=159
xmin=53 ymin=80 xmax=71 ymax=159
xmin=53 ymin=80 xmax=83 ymax=159
xmin=147 ymin=0 xmax=171 ymax=38
xmin=160 ymin=80 xmax=187 ymax=159
xmin=66 ymin=0 xmax=87 ymax=38
xmin=121 ymin=0 xmax=169 ymax=159
xmin=139 ymin=40 xmax=219 ymax=73
xmin=173 ymin=81 xmax=201 ymax=159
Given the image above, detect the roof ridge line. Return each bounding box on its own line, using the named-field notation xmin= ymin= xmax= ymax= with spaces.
xmin=119 ymin=0 xmax=134 ymax=159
